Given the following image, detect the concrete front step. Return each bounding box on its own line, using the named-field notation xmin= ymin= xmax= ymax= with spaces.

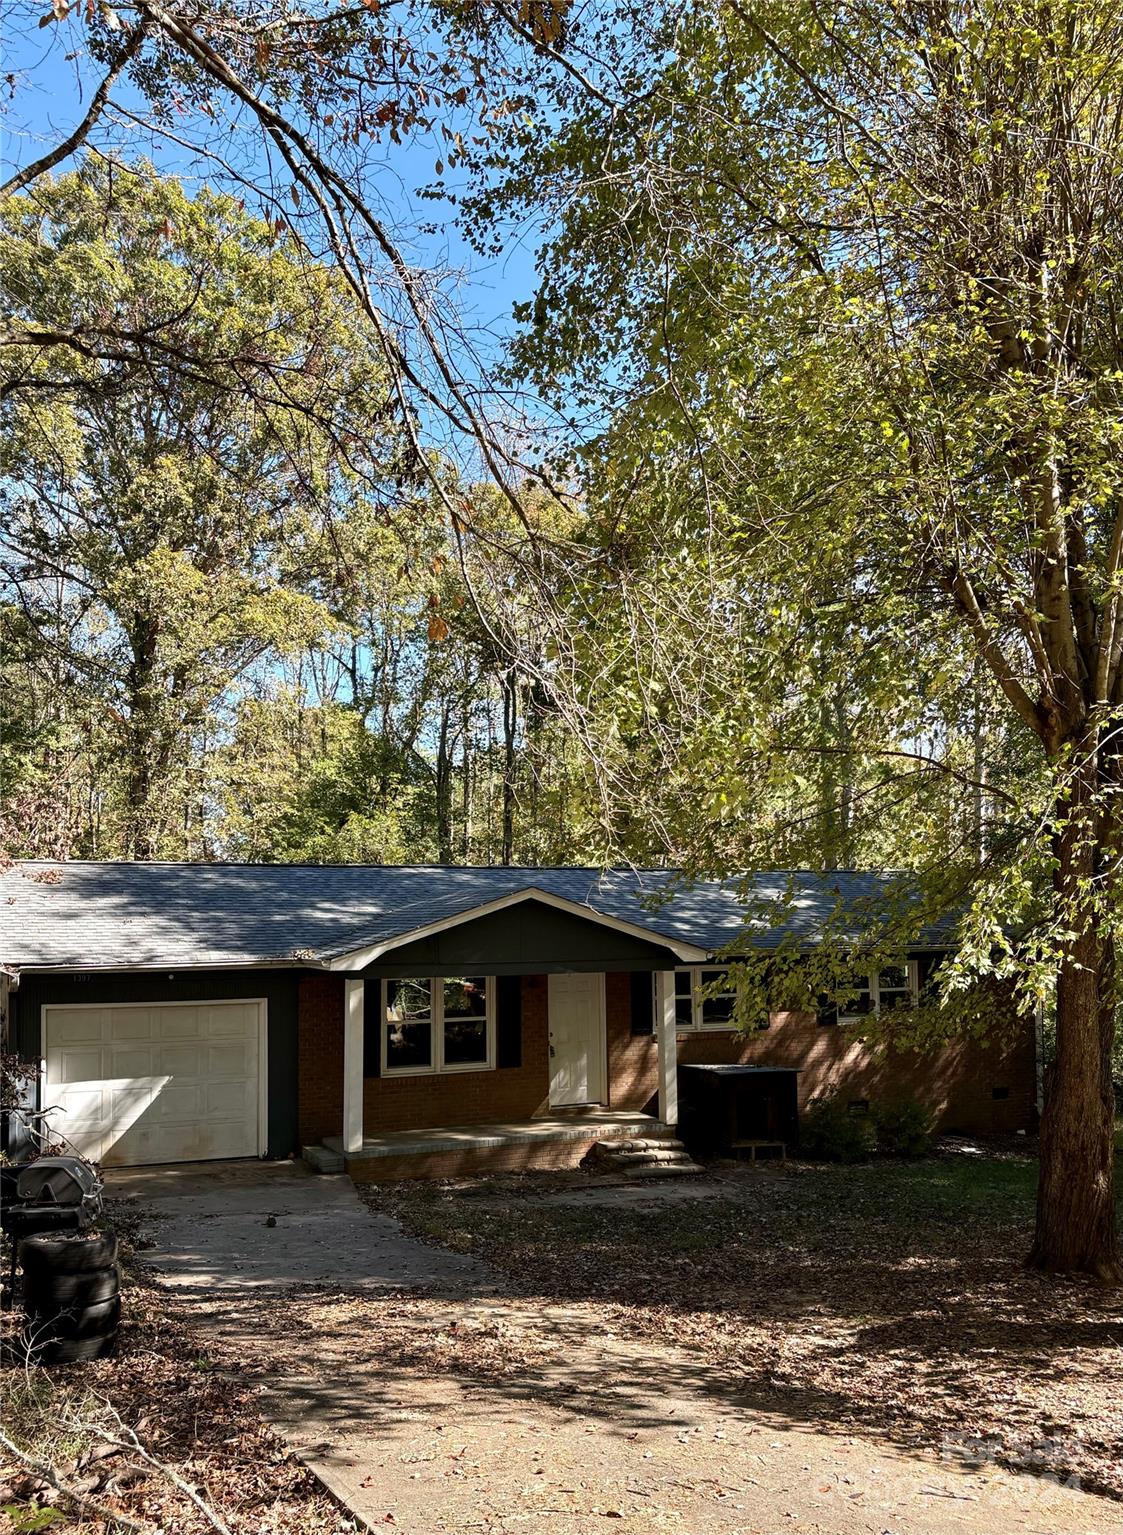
xmin=602 ymin=1137 xmax=686 ymax=1154
xmin=626 ymin=1160 xmax=706 ymax=1179
xmin=303 ymin=1144 xmax=345 ymax=1174
xmin=583 ymin=1136 xmax=705 ymax=1181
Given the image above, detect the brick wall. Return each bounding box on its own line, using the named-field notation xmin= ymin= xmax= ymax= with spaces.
xmin=298 ymin=973 xmax=552 ymax=1145
xmin=297 ymin=973 xmax=344 ymax=1146
xmin=362 ymin=974 xmax=551 ymax=1134
xmin=299 ymin=970 xmax=1037 ymax=1148
xmin=347 ymin=1140 xmax=593 ymax=1184
xmin=676 ymin=1007 xmax=1037 ymax=1134
xmin=605 ymin=971 xmax=659 ymax=1112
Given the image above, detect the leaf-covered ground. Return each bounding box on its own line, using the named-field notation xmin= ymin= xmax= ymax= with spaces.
xmin=0 ymin=1208 xmax=356 ymax=1535
xmin=4 ymin=1147 xmax=1120 ymax=1532
xmin=365 ymin=1146 xmax=1123 ymax=1501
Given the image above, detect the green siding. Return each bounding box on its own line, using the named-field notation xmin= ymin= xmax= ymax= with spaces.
xmin=358 ymin=898 xmax=682 ymax=977
xmin=11 ymin=968 xmax=303 ymax=1159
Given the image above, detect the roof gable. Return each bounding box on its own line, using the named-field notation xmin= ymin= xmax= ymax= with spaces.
xmin=320 ymin=885 xmax=708 ymax=967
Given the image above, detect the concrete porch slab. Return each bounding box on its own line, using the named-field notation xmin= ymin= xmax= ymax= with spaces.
xmin=325 ymin=1109 xmax=671 ymax=1161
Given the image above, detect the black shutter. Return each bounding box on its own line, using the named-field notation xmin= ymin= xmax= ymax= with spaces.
xmin=630 ymin=971 xmax=655 ymax=1035
xmin=916 ymin=952 xmax=940 ymax=994
xmin=363 ymin=984 xmax=380 ymax=1077
xmin=496 ymin=975 xmax=523 ymax=1068
xmin=816 ymin=995 xmax=838 ymax=1027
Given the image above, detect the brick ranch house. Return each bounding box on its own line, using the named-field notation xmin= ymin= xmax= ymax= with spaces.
xmin=1 ymin=862 xmax=1036 ymax=1180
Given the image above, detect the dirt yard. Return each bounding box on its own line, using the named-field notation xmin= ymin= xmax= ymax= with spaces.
xmin=5 ymin=1146 xmax=1121 ymax=1535
xmin=364 ymin=1145 xmax=1123 ymax=1502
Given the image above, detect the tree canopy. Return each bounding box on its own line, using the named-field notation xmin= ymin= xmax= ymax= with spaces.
xmin=4 ymin=0 xmax=1123 ymax=1279
xmin=0 ymin=161 xmax=595 ymax=862
xmin=454 ymin=0 xmax=1123 ymax=1277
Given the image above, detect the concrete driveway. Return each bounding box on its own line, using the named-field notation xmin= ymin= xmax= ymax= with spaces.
xmin=106 ymin=1158 xmax=487 ymax=1295
xmin=109 ymin=1161 xmax=1123 ymax=1535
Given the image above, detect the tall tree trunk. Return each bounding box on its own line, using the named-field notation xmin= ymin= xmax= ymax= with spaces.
xmin=501 ymin=668 xmax=517 ymax=866
xmin=1027 ymin=751 xmax=1121 ymax=1282
xmin=833 ymin=693 xmax=853 ymax=866
xmin=461 ymin=698 xmax=472 ymax=862
xmin=1029 ymin=924 xmax=1120 ymax=1280
xmin=123 ymin=616 xmax=163 ymax=860
xmin=435 ymin=703 xmax=453 ymax=864
xmin=971 ymin=667 xmax=988 ymax=861
xmin=815 ymin=687 xmax=852 ymax=870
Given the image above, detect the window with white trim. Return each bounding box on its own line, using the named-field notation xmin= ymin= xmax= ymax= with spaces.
xmin=382 ymin=976 xmax=495 ymax=1075
xmin=670 ymin=966 xmax=738 ymax=1031
xmin=835 ymin=963 xmax=918 ymax=1025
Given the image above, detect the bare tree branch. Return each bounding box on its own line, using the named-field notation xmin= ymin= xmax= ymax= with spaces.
xmin=0 ymin=24 xmax=149 ymax=198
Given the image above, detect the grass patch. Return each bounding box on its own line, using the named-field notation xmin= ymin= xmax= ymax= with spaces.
xmin=385 ymin=1154 xmax=1048 ymax=1276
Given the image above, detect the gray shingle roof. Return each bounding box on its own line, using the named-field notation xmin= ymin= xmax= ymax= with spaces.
xmin=0 ymin=862 xmax=946 ymax=971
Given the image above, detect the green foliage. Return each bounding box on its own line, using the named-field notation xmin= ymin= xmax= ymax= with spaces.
xmin=465 ymin=1 xmax=1123 ymax=1030
xmin=1 ymin=1052 xmax=38 ymax=1112
xmin=215 ymin=695 xmax=437 ymax=864
xmin=871 ymin=1098 xmax=935 ymax=1159
xmin=0 ymin=161 xmax=613 ymax=864
xmin=1 ymin=160 xmax=416 ymax=857
xmin=2 ymin=1505 xmax=66 ymax=1532
xmin=799 ymin=1096 xmax=877 ymax=1163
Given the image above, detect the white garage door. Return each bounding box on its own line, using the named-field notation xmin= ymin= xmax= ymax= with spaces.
xmin=43 ymin=1000 xmax=265 ymax=1167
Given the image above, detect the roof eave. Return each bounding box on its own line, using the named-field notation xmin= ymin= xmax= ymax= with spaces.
xmin=10 ymin=957 xmax=329 ymax=974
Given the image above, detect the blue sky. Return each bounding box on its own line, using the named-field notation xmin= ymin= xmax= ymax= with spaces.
xmin=2 ymin=5 xmax=543 ymax=365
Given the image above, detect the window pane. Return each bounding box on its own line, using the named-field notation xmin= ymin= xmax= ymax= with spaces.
xmin=879 ymin=987 xmax=912 ymax=1012
xmin=701 ymin=994 xmax=736 ymax=1025
xmin=388 ymin=978 xmax=431 ymax=1022
xmin=386 ymin=979 xmax=432 ymax=1070
xmin=443 ymin=1015 xmax=488 ymax=1065
xmin=700 ymin=970 xmax=735 ymax=1026
xmin=674 ymin=970 xmax=695 ymax=1027
xmin=840 ymin=975 xmax=873 ymax=1017
xmin=443 ymin=977 xmax=487 ymax=1019
xmin=386 ymin=1020 xmax=432 ymax=1069
xmin=879 ymin=965 xmax=909 ymax=991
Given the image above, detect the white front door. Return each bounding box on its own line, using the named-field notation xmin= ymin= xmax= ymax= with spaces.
xmin=547 ymin=972 xmax=606 ymax=1107
xmin=43 ymin=1000 xmax=265 ymax=1166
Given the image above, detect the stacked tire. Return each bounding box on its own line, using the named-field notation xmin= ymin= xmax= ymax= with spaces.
xmin=19 ymin=1231 xmax=120 ymax=1363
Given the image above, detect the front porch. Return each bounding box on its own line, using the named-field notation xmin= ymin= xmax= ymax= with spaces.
xmin=324 ymin=967 xmax=683 ymax=1181
xmin=295 ymin=892 xmax=701 ymax=1181
xmin=318 ymin=1108 xmax=676 ymax=1182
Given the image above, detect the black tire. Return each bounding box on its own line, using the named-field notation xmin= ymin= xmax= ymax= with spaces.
xmin=38 ymin=1331 xmax=118 ymax=1365
xmin=32 ymin=1264 xmax=121 ymax=1308
xmin=29 ymin=1296 xmax=121 ymax=1341
xmin=19 ymin=1231 xmax=117 ymax=1277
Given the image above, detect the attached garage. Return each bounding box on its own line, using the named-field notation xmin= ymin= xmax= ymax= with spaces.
xmin=43 ymin=999 xmax=266 ymax=1167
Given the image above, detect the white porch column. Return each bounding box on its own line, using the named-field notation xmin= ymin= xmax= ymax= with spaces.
xmin=654 ymin=970 xmax=679 ymax=1127
xmin=343 ymin=977 xmax=365 ymax=1155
